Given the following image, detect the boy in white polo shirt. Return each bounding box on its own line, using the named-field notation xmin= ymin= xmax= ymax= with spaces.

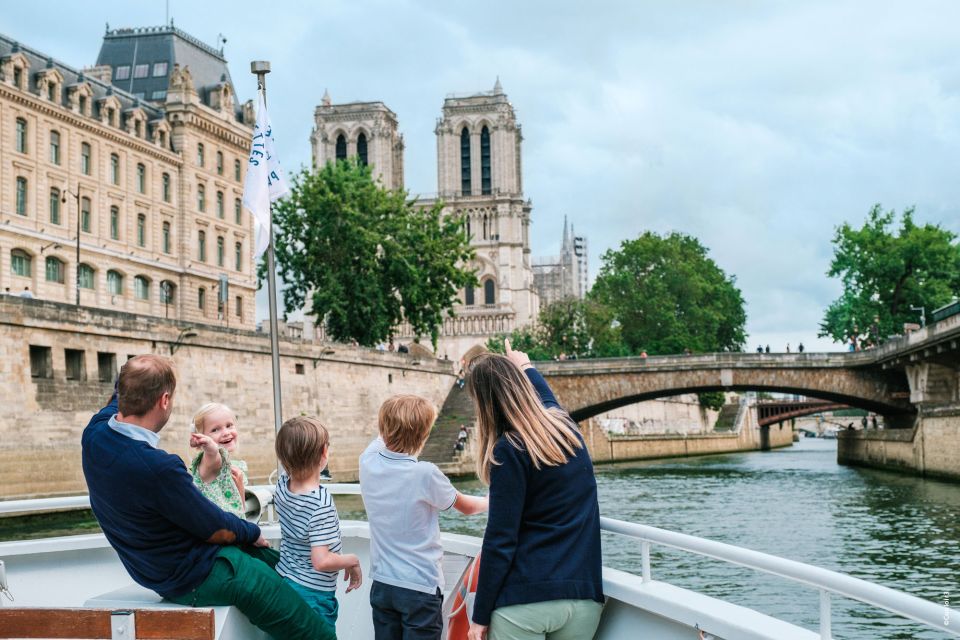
xmin=360 ymin=395 xmax=488 ymax=640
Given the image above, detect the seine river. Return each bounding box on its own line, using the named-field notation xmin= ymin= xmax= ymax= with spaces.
xmin=417 ymin=438 xmax=957 ymax=639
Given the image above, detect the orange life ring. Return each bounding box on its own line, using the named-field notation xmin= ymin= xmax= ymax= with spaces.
xmin=445 ymin=552 xmax=481 ymax=639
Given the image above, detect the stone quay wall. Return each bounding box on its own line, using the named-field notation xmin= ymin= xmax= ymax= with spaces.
xmin=0 ymin=297 xmax=455 ymax=499
xmin=838 ymin=405 xmax=960 ymax=482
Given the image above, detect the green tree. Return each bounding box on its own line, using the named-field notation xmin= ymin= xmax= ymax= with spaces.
xmin=819 ymin=205 xmax=960 ymax=345
xmin=269 ymin=160 xmax=476 ymax=347
xmin=486 ymin=297 xmax=629 ymax=360
xmin=590 ymin=232 xmax=747 ymax=355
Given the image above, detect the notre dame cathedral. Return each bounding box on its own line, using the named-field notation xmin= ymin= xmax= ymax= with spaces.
xmin=310 ymin=80 xmax=539 ymax=362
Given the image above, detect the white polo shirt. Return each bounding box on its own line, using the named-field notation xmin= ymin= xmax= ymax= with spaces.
xmin=359 ymin=438 xmax=458 ymax=594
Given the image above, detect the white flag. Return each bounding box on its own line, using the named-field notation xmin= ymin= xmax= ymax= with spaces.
xmin=242 ymin=90 xmax=290 ymax=256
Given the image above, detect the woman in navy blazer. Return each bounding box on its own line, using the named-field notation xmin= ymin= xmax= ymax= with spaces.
xmin=466 ymin=340 xmax=604 ymax=640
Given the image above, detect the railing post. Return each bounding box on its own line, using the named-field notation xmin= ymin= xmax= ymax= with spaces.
xmin=641 ymin=541 xmax=651 ymax=583
xmin=820 ymin=590 xmax=832 ymax=639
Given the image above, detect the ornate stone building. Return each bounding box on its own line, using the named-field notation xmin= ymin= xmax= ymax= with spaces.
xmin=311 ymin=91 xmax=404 ymax=189
xmin=533 ymin=215 xmax=589 ymax=306
xmin=0 ymin=26 xmax=257 ymax=328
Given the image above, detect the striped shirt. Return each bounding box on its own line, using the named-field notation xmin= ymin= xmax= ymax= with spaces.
xmin=274 ymin=475 xmax=342 ymax=591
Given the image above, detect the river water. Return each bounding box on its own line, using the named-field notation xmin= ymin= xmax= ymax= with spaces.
xmin=418 ymin=438 xmax=957 ymax=639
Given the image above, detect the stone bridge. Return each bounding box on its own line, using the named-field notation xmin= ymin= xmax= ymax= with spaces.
xmin=537 ymin=316 xmax=960 ymax=424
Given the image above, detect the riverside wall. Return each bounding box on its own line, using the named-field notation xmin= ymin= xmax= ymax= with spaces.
xmin=838 ymin=405 xmax=960 ymax=482
xmin=0 ymin=297 xmax=455 ymax=499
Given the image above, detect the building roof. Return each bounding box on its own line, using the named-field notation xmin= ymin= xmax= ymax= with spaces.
xmin=0 ymin=32 xmax=163 ymax=119
xmin=96 ymin=24 xmax=238 ymax=113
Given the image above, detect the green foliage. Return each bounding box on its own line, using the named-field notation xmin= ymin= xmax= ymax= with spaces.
xmin=819 ymin=205 xmax=960 ymax=345
xmin=268 ymin=160 xmax=475 ymax=347
xmin=487 ymin=297 xmax=630 ymax=360
xmin=590 ymin=231 xmax=747 ymax=355
xmin=697 ymin=391 xmax=726 ymax=412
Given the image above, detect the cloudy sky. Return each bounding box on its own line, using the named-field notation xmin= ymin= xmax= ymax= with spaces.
xmin=10 ymin=1 xmax=960 ymax=352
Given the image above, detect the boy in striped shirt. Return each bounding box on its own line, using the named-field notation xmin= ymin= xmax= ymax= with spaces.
xmin=274 ymin=416 xmax=362 ymax=629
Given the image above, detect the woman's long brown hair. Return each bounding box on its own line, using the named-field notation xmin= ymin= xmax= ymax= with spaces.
xmin=467 ymin=353 xmax=582 ymax=484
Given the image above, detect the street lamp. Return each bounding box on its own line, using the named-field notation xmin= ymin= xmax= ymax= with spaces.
xmin=61 ymin=182 xmax=82 ymax=307
xmin=909 ymin=306 xmax=926 ymax=328
xmin=171 ymin=327 xmax=198 ymax=355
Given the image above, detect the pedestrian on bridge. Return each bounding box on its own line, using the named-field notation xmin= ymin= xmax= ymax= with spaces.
xmin=798 ymin=343 xmax=805 ymax=353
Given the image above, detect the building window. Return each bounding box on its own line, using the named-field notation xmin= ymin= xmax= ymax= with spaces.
xmin=13 ymin=66 xmax=22 ymax=89
xmin=464 ymin=284 xmax=475 ymax=306
xmin=151 ymin=90 xmax=167 ymax=101
xmin=78 ymin=263 xmax=95 ymax=289
xmin=15 ymin=118 xmax=27 ymax=153
xmin=107 ymin=270 xmax=123 ymax=295
xmin=162 ymin=221 xmax=171 ymax=254
xmin=16 ymin=177 xmax=27 ymax=216
xmin=134 ymin=276 xmax=150 ymax=300
xmin=162 ymin=173 xmax=171 ymax=202
xmin=235 ymin=242 xmax=242 ymax=271
xmin=50 ymin=130 xmax=61 ymax=165
xmin=217 ymin=236 xmax=225 ymax=266
xmin=65 ymin=349 xmax=86 ymax=381
xmin=78 ymin=95 xmax=87 ymax=115
xmin=137 ymin=214 xmax=146 ymax=247
xmin=114 ymin=65 xmax=130 ymax=80
xmin=216 ymin=191 xmax=224 ymax=218
xmin=198 ymin=230 xmax=206 ymax=261
xmin=133 ymin=64 xmax=149 ymax=79
xmin=357 ymin=133 xmax=368 ymax=166
xmin=234 ymin=198 xmax=242 ymax=224
xmin=45 ymin=256 xmax=64 ymax=283
xmin=136 ymin=163 xmax=146 ymax=193
xmin=295 ymin=363 xmax=305 ymax=375
xmin=80 ymin=197 xmax=91 ymax=233
xmin=47 ymin=82 xmax=57 ymax=102
xmin=110 ymin=153 xmax=120 ymax=185
xmin=30 ymin=345 xmax=53 ymax=379
xmin=198 ymin=287 xmax=206 ymax=311
xmin=49 ymin=188 xmax=61 ymax=224
xmin=480 ymin=126 xmax=491 ymax=195
xmin=81 ymin=142 xmax=91 ymax=175
xmin=235 ymin=295 xmax=243 ymax=319
xmin=216 ymin=151 xmax=224 ymax=175
xmin=197 ymin=183 xmax=206 ymax=212
xmin=11 ymin=250 xmax=31 ymax=277
xmin=97 ymin=352 xmax=116 ymax=382
xmin=197 ymin=143 xmax=204 ymax=166
xmin=460 ymin=127 xmax=471 ymax=196
xmin=152 ymin=62 xmax=168 ymax=77
xmin=110 ymin=206 xmax=119 ymax=240
xmin=482 ymin=214 xmax=488 ymax=240
xmin=335 ymin=134 xmax=347 ymax=161
xmin=234 ymin=159 xmax=241 ymax=181
xmin=484 ymin=278 xmax=496 ymax=305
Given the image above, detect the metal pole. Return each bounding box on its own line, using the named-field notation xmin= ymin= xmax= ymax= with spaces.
xmin=250 ymin=61 xmax=284 ymax=445
xmin=73 ymin=183 xmax=80 ymax=307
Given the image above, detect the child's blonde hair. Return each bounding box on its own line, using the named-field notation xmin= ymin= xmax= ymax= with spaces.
xmin=276 ymin=416 xmax=329 ymax=479
xmin=378 ymin=395 xmax=437 ymax=455
xmin=192 ymin=402 xmax=237 ymax=433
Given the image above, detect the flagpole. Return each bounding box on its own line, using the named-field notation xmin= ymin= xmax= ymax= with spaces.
xmin=250 ymin=61 xmax=284 ymax=456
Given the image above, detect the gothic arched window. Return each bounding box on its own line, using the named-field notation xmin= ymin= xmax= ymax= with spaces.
xmin=482 ymin=214 xmax=488 ymax=240
xmin=460 ymin=127 xmax=471 ymax=196
xmin=335 ymin=134 xmax=347 ymax=162
xmin=464 ymin=284 xmax=475 ymax=306
xmin=480 ymin=126 xmax=491 ymax=195
xmin=357 ymin=133 xmax=368 ymax=166
xmin=484 ymin=278 xmax=495 ymax=305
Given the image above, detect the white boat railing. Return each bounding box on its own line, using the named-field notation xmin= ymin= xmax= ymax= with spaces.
xmin=3 ymin=490 xmax=955 ymax=638
xmin=600 ymin=516 xmax=956 ymax=639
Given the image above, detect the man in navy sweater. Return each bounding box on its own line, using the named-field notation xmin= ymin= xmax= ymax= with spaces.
xmin=82 ymin=354 xmax=335 ymax=640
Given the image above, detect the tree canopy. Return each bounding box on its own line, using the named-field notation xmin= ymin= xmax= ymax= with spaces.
xmin=590 ymin=231 xmax=747 ymax=355
xmin=268 ymin=160 xmax=476 ymax=347
xmin=819 ymin=205 xmax=960 ymax=345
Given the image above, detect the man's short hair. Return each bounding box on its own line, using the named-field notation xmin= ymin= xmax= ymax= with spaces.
xmin=118 ymin=355 xmax=177 ymax=417
xmin=276 ymin=417 xmax=329 ymax=480
xmin=378 ymin=395 xmax=437 ymax=455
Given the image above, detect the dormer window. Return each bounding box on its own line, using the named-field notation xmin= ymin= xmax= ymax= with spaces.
xmin=13 ymin=66 xmax=22 ymax=88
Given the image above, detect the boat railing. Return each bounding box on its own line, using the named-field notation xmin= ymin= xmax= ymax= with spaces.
xmin=600 ymin=516 xmax=956 ymax=639
xmin=3 ymin=490 xmax=955 ymax=638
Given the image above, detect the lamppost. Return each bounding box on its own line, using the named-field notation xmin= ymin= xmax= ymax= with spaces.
xmin=61 ymin=182 xmax=82 ymax=307
xmin=910 ymin=305 xmax=926 ymax=327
